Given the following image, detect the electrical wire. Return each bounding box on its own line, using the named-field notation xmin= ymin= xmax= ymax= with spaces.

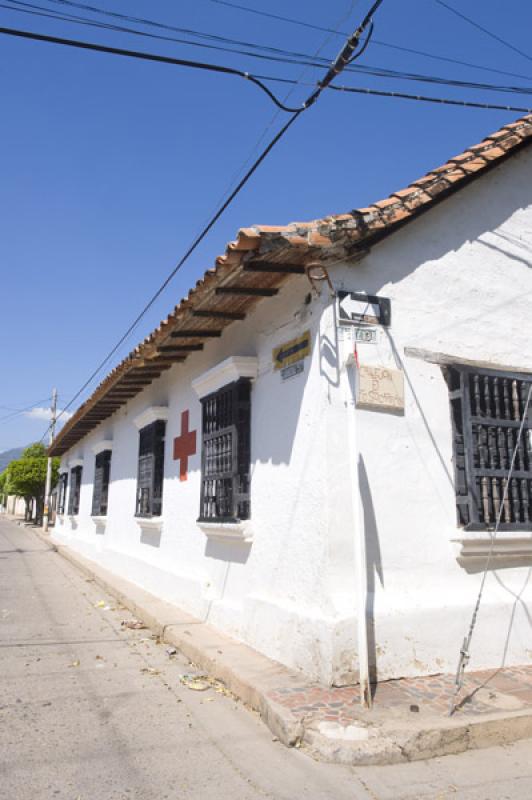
xmin=188 ymin=0 xmax=364 ymax=248
xmin=434 ymin=0 xmax=531 ymax=65
xmin=4 ymin=3 xmax=532 ymax=99
xmin=203 ymin=0 xmax=532 ymax=83
xmin=449 ymin=383 xmax=532 ymax=716
xmin=324 ymin=83 xmax=532 ymax=114
xmin=0 ymin=23 xmax=304 ymax=111
xmin=0 ymin=396 xmax=52 ymax=424
xmin=32 ymin=1 xmax=385 ymax=436
xmin=256 ymin=74 xmax=532 ymax=112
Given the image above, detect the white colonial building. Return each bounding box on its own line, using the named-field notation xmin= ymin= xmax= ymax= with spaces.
xmin=50 ymin=114 xmax=532 ymax=686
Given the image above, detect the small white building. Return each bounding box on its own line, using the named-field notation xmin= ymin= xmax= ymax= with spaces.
xmin=50 ymin=115 xmax=532 ymax=686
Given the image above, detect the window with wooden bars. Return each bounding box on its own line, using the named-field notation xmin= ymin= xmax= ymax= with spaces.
xmin=92 ymin=450 xmax=112 ymax=516
xmin=199 ymin=379 xmax=251 ymax=522
xmin=67 ymin=466 xmax=82 ymax=516
xmin=58 ymin=472 xmax=68 ymax=515
xmin=135 ymin=420 xmax=165 ymax=518
xmin=446 ymin=366 xmax=532 ymax=531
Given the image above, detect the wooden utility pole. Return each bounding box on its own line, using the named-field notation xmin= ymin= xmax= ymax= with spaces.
xmin=42 ymin=388 xmax=57 ymax=533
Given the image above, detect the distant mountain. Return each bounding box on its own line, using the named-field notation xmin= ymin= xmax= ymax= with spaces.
xmin=0 ymin=446 xmax=26 ymax=473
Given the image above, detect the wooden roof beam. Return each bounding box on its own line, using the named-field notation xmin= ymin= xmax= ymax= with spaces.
xmin=244 ymin=261 xmax=305 ymax=274
xmin=145 ymin=357 xmax=186 ymax=365
xmin=215 ymin=287 xmax=279 ymax=297
xmin=158 ymin=344 xmax=203 ymax=353
xmin=170 ymin=329 xmax=222 ymax=338
xmin=191 ymin=309 xmax=246 ymax=321
xmin=124 ymin=373 xmax=161 ymax=380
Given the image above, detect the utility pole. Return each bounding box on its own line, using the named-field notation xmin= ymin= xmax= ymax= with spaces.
xmin=42 ymin=388 xmax=57 ymax=533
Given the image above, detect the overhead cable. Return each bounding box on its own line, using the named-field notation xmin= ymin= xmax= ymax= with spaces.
xmin=4 ymin=3 xmax=532 ymax=99
xmin=31 ymin=0 xmax=385 ymax=430
xmin=325 ymin=83 xmax=532 ymax=114
xmin=185 ymin=0 xmax=357 ymax=271
xmin=204 ymin=0 xmax=532 ymax=82
xmin=434 ymin=0 xmax=531 ymax=64
xmin=258 ymin=73 xmax=532 ymax=113
xmin=0 ymin=23 xmax=304 ymax=110
xmin=0 ymin=396 xmax=52 ymax=424
xmin=3 ymin=20 xmax=526 ymax=114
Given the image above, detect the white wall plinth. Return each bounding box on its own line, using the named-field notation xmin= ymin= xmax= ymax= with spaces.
xmin=135 ymin=516 xmax=163 ymax=532
xmin=455 ymin=532 xmax=532 ymax=559
xmin=197 ymin=520 xmax=253 ymax=543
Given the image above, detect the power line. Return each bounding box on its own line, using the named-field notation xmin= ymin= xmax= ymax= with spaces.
xmin=0 ymin=396 xmax=52 ymax=423
xmin=434 ymin=0 xmax=532 ymax=65
xmin=6 ymin=0 xmax=379 ymax=73
xmin=0 ymin=23 xmax=303 ymax=111
xmin=324 ymin=83 xmax=532 ymax=114
xmin=34 ymin=0 xmax=385 ymax=432
xmin=4 ymin=3 xmax=532 ymax=99
xmin=188 ymin=0 xmax=363 ymax=247
xmin=203 ymin=0 xmax=532 ymax=83
xmin=259 ymin=74 xmax=532 ymax=113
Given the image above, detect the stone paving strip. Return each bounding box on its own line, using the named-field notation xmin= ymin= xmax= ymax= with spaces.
xmin=23 ymin=520 xmax=532 ymax=766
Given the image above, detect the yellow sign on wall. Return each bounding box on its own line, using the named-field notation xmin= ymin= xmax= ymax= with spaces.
xmin=272 ymin=330 xmax=311 ymax=370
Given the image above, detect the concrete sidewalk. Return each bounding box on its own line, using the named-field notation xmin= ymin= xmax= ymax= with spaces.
xmin=21 ymin=519 xmax=532 ymax=766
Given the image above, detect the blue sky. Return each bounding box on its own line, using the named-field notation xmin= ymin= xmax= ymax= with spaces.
xmin=1 ymin=0 xmax=531 ymax=450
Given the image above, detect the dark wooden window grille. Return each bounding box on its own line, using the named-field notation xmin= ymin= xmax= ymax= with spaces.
xmin=446 ymin=366 xmax=532 ymax=531
xmin=58 ymin=472 xmax=68 ymax=515
xmin=67 ymin=466 xmax=82 ymax=516
xmin=199 ymin=379 xmax=251 ymax=522
xmin=135 ymin=420 xmax=166 ymax=518
xmin=92 ymin=450 xmax=112 ymax=516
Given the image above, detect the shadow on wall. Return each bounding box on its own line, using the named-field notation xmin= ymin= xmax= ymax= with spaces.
xmin=359 ymin=455 xmax=384 ymax=688
xmin=205 ymin=538 xmax=251 ymax=565
xmin=384 ymin=328 xmax=455 ymax=490
xmin=140 ymin=526 xmax=162 ymax=549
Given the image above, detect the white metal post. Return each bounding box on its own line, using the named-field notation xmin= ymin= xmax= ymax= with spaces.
xmin=42 ymin=388 xmax=57 ymax=533
xmin=342 ymin=338 xmax=372 ymax=709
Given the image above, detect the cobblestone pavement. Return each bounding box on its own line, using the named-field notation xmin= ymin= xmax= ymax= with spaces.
xmin=268 ymin=665 xmax=532 ymax=726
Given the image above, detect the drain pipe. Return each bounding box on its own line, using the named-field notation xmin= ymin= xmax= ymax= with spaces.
xmin=342 ymin=342 xmax=372 ymax=709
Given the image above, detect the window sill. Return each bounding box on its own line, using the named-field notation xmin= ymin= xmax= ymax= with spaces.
xmin=91 ymin=515 xmax=107 ymax=523
xmin=135 ymin=516 xmax=163 ymax=532
xmin=453 ymin=531 xmax=532 ymax=559
xmin=197 ymin=520 xmax=253 ymax=543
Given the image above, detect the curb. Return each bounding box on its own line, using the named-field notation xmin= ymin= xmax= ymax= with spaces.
xmin=302 ymin=709 xmax=532 ymax=765
xmin=22 ymin=523 xmax=532 ymax=765
xmin=29 ymin=526 xmax=305 ymax=748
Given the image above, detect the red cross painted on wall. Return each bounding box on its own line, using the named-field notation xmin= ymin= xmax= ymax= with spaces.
xmin=173 ymin=410 xmax=197 ymax=482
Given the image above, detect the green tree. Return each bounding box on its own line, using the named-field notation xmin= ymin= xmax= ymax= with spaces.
xmin=0 ymin=470 xmax=8 ymax=507
xmin=5 ymin=444 xmax=59 ymax=522
xmin=22 ymin=443 xmax=48 ymax=459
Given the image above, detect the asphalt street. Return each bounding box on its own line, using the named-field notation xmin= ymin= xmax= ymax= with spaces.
xmin=2 ymin=516 xmax=532 ymax=800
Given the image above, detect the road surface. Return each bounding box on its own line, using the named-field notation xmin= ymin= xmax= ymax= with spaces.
xmin=2 ymin=517 xmax=532 ymax=800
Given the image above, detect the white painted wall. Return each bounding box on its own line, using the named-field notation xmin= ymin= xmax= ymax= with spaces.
xmin=325 ymin=146 xmax=532 ymax=681
xmin=55 ymin=272 xmax=348 ymax=683
xmin=54 ymin=147 xmax=532 ymax=684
